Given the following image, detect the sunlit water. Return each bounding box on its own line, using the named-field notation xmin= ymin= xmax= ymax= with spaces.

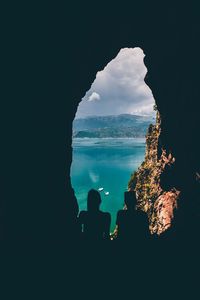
xmin=70 ymin=138 xmax=146 ymax=231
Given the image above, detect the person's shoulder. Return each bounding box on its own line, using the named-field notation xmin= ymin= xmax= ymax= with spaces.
xmin=100 ymin=211 xmax=110 ymax=218
xmin=117 ymin=210 xmax=125 ymax=217
xmin=137 ymin=211 xmax=147 ymax=219
xmin=116 ymin=210 xmax=126 ymax=222
xmin=100 ymin=211 xmax=111 ymax=222
xmin=116 ymin=210 xmax=126 ymax=225
xmin=103 ymin=211 xmax=110 ymax=216
xmin=79 ymin=210 xmax=87 ymax=218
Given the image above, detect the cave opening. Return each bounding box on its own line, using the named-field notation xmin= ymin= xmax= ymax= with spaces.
xmin=70 ymin=47 xmax=156 ymax=232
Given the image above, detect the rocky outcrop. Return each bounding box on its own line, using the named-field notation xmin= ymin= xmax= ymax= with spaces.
xmin=153 ymin=189 xmax=180 ymax=234
xmin=128 ymin=112 xmax=180 ymax=235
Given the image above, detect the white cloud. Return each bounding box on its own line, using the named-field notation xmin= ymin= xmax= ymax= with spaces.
xmin=76 ymin=48 xmax=155 ymax=118
xmin=87 ymin=92 xmax=101 ymax=102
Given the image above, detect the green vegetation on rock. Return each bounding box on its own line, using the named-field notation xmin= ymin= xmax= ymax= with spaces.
xmin=128 ymin=112 xmax=180 ymax=235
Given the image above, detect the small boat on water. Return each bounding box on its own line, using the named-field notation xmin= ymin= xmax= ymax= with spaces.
xmin=98 ymin=187 xmax=109 ymax=196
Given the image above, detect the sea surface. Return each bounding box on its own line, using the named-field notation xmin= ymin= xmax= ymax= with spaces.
xmin=70 ymin=138 xmax=146 ymax=231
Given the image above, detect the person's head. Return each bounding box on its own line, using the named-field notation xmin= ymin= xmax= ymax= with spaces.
xmin=87 ymin=189 xmax=102 ymax=211
xmin=124 ymin=191 xmax=137 ymax=210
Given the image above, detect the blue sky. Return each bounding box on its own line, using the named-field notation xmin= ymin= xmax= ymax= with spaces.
xmin=75 ymin=47 xmax=156 ymax=118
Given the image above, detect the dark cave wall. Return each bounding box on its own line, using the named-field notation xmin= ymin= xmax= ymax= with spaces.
xmin=143 ymin=39 xmax=200 ymax=222
xmin=56 ymin=6 xmax=199 ymax=239
xmin=61 ymin=6 xmax=200 ymax=238
xmin=2 ymin=4 xmax=200 ymax=240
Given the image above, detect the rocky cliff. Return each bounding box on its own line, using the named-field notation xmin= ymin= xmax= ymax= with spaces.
xmin=128 ymin=112 xmax=180 ymax=235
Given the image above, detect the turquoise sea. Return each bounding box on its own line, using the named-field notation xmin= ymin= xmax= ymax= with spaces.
xmin=70 ymin=138 xmax=146 ymax=231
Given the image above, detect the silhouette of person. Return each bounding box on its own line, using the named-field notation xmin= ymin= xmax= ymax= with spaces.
xmin=116 ymin=191 xmax=149 ymax=242
xmin=78 ymin=189 xmax=111 ymax=241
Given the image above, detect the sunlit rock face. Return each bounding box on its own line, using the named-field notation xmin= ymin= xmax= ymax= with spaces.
xmin=129 ymin=112 xmax=180 ymax=235
xmin=153 ymin=190 xmax=180 ymax=234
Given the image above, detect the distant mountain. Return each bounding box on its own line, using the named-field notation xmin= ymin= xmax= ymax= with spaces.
xmin=73 ymin=114 xmax=155 ymax=138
